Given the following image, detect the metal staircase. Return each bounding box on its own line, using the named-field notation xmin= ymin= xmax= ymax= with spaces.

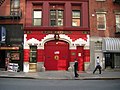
xmin=0 ymin=0 xmax=5 ymax=6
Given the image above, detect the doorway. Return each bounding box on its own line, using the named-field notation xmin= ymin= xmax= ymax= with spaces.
xmin=0 ymin=50 xmax=5 ymax=70
xmin=44 ymin=40 xmax=69 ymax=70
xmin=105 ymin=53 xmax=114 ymax=69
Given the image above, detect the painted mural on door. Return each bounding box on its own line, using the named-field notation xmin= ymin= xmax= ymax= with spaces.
xmin=44 ymin=40 xmax=69 ymax=70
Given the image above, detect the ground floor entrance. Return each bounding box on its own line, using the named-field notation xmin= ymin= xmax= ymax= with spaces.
xmin=44 ymin=40 xmax=69 ymax=70
xmin=0 ymin=50 xmax=5 ymax=70
xmin=23 ymin=31 xmax=90 ymax=72
xmin=105 ymin=53 xmax=120 ymax=69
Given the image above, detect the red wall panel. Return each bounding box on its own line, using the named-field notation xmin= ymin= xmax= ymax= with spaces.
xmin=37 ymin=49 xmax=44 ymax=62
xmin=24 ymin=49 xmax=30 ymax=62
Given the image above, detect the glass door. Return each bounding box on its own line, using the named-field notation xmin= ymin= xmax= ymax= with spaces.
xmin=29 ymin=46 xmax=37 ymax=72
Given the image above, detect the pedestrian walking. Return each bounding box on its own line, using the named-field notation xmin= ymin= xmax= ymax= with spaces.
xmin=74 ymin=59 xmax=79 ymax=77
xmin=93 ymin=56 xmax=101 ymax=74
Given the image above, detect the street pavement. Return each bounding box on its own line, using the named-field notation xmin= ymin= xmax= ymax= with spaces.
xmin=0 ymin=70 xmax=120 ymax=80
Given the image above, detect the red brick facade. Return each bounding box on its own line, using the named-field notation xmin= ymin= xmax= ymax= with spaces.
xmin=89 ymin=0 xmax=120 ymax=70
xmin=23 ymin=0 xmax=90 ymax=72
xmin=89 ymin=0 xmax=120 ymax=37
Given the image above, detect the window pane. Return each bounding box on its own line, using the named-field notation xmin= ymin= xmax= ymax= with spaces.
xmin=34 ymin=19 xmax=41 ymax=26
xmin=51 ymin=20 xmax=56 ymax=26
xmin=58 ymin=19 xmax=63 ymax=26
xmin=34 ymin=11 xmax=42 ymax=18
xmin=33 ymin=10 xmax=42 ymax=26
xmin=72 ymin=10 xmax=80 ymax=26
xmin=116 ymin=15 xmax=120 ymax=32
xmin=50 ymin=10 xmax=64 ymax=26
xmin=72 ymin=10 xmax=80 ymax=18
xmin=30 ymin=46 xmax=37 ymax=63
xmin=11 ymin=0 xmax=20 ymax=9
xmin=72 ymin=19 xmax=80 ymax=26
xmin=50 ymin=10 xmax=56 ymax=19
xmin=97 ymin=14 xmax=106 ymax=30
xmin=58 ymin=10 xmax=63 ymax=18
xmin=95 ymin=42 xmax=102 ymax=50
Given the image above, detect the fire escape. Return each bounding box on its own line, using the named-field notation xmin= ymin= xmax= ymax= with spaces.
xmin=0 ymin=0 xmax=22 ymax=20
xmin=113 ymin=0 xmax=120 ymax=4
xmin=0 ymin=0 xmax=5 ymax=6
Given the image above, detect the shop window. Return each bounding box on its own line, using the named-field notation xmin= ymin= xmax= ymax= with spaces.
xmin=10 ymin=0 xmax=20 ymax=15
xmin=95 ymin=41 xmax=102 ymax=50
xmin=33 ymin=10 xmax=42 ymax=26
xmin=72 ymin=10 xmax=81 ymax=26
xmin=97 ymin=13 xmax=106 ymax=30
xmin=29 ymin=46 xmax=37 ymax=63
xmin=115 ymin=14 xmax=120 ymax=33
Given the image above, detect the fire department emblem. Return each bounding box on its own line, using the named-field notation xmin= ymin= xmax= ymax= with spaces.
xmin=54 ymin=55 xmax=59 ymax=60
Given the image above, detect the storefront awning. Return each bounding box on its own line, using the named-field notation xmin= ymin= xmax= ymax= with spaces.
xmin=102 ymin=38 xmax=120 ymax=52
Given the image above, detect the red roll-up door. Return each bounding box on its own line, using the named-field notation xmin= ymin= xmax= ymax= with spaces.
xmin=44 ymin=40 xmax=69 ymax=70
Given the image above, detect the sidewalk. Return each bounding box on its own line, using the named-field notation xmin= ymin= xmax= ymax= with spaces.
xmin=0 ymin=70 xmax=120 ymax=80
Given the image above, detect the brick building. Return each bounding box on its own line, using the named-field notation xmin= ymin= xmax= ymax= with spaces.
xmin=89 ymin=0 xmax=120 ymax=70
xmin=0 ymin=0 xmax=25 ymax=71
xmin=23 ymin=0 xmax=90 ymax=72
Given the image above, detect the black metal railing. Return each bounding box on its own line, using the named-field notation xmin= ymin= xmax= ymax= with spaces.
xmin=0 ymin=0 xmax=5 ymax=6
xmin=113 ymin=0 xmax=120 ymax=4
xmin=0 ymin=8 xmax=22 ymax=20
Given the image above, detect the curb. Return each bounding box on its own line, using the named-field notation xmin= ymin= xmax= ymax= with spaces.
xmin=0 ymin=76 xmax=35 ymax=79
xmin=0 ymin=76 xmax=120 ymax=80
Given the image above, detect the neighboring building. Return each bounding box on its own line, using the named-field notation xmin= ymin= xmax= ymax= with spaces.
xmin=24 ymin=0 xmax=90 ymax=72
xmin=89 ymin=0 xmax=120 ymax=70
xmin=0 ymin=0 xmax=25 ymax=71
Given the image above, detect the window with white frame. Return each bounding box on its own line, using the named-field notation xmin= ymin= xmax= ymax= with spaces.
xmin=115 ymin=14 xmax=120 ymax=33
xmin=33 ymin=10 xmax=42 ymax=26
xmin=97 ymin=13 xmax=106 ymax=30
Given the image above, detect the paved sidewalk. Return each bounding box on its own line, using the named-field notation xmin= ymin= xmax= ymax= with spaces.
xmin=0 ymin=70 xmax=120 ymax=80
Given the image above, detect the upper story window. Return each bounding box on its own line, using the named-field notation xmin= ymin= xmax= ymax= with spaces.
xmin=50 ymin=10 xmax=63 ymax=26
xmin=32 ymin=4 xmax=43 ymax=26
xmin=10 ymin=0 xmax=20 ymax=15
xmin=72 ymin=10 xmax=81 ymax=26
xmin=72 ymin=5 xmax=81 ymax=27
xmin=96 ymin=13 xmax=106 ymax=30
xmin=96 ymin=0 xmax=106 ymax=1
xmin=50 ymin=4 xmax=64 ymax=26
xmin=115 ymin=14 xmax=120 ymax=33
xmin=33 ymin=10 xmax=42 ymax=26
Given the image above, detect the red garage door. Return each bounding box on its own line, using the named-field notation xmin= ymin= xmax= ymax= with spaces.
xmin=44 ymin=40 xmax=69 ymax=70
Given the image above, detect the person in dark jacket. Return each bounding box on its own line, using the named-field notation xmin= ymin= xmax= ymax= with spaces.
xmin=74 ymin=59 xmax=79 ymax=77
